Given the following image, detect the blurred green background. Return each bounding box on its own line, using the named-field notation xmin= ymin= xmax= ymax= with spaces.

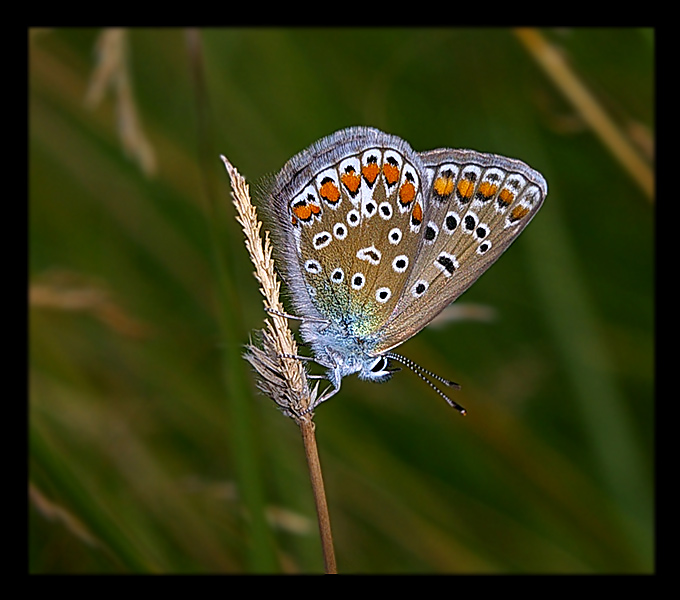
xmin=29 ymin=28 xmax=654 ymax=573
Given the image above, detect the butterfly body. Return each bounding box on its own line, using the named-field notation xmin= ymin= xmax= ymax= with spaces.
xmin=262 ymin=127 xmax=547 ymax=408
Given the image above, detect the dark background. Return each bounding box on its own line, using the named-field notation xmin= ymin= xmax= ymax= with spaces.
xmin=29 ymin=28 xmax=653 ymax=573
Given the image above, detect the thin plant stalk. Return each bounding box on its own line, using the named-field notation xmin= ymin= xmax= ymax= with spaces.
xmin=220 ymin=155 xmax=337 ymax=574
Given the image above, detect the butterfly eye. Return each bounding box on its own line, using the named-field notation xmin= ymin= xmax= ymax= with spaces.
xmin=370 ymin=356 xmax=387 ymax=373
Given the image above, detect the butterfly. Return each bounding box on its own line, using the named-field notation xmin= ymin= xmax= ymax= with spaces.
xmin=261 ymin=127 xmax=547 ymax=413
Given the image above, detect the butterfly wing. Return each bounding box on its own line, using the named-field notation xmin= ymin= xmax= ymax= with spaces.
xmin=374 ymin=147 xmax=548 ymax=354
xmin=263 ymin=127 xmax=427 ymax=344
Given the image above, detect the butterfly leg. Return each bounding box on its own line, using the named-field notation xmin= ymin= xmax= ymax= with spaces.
xmin=309 ymin=356 xmax=345 ymax=408
xmin=294 ymin=375 xmax=339 ymax=415
xmin=310 ymin=379 xmax=341 ymax=409
xmin=277 ymin=347 xmax=343 ymax=411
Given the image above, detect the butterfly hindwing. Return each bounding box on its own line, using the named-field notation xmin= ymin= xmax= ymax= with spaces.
xmin=375 ymin=148 xmax=547 ymax=353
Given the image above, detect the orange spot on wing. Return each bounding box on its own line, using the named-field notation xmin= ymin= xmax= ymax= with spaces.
xmin=383 ymin=162 xmax=400 ymax=185
xmin=292 ymin=204 xmax=312 ymax=221
xmin=399 ymin=181 xmax=416 ymax=205
xmin=362 ymin=162 xmax=380 ymax=184
xmin=341 ymin=172 xmax=361 ymax=194
xmin=498 ymin=188 xmax=515 ymax=207
xmin=310 ymin=203 xmax=321 ymax=215
xmin=411 ymin=201 xmax=423 ymax=224
xmin=478 ymin=181 xmax=498 ymax=199
xmin=457 ymin=179 xmax=475 ymax=199
xmin=510 ymin=205 xmax=530 ymax=221
xmin=434 ymin=176 xmax=455 ymax=197
xmin=320 ymin=181 xmax=341 ymax=204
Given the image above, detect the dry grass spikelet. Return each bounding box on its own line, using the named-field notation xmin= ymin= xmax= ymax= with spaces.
xmin=220 ymin=155 xmax=314 ymax=422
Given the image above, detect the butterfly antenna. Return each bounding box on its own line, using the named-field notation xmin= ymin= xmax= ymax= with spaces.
xmin=385 ymin=352 xmax=461 ymax=388
xmin=385 ymin=352 xmax=466 ymax=415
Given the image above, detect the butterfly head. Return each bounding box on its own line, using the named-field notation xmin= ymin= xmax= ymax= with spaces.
xmin=300 ymin=320 xmax=397 ymax=387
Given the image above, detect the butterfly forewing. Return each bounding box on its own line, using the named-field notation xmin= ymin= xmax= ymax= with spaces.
xmin=285 ymin=142 xmax=426 ymax=338
xmin=375 ymin=148 xmax=547 ymax=353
